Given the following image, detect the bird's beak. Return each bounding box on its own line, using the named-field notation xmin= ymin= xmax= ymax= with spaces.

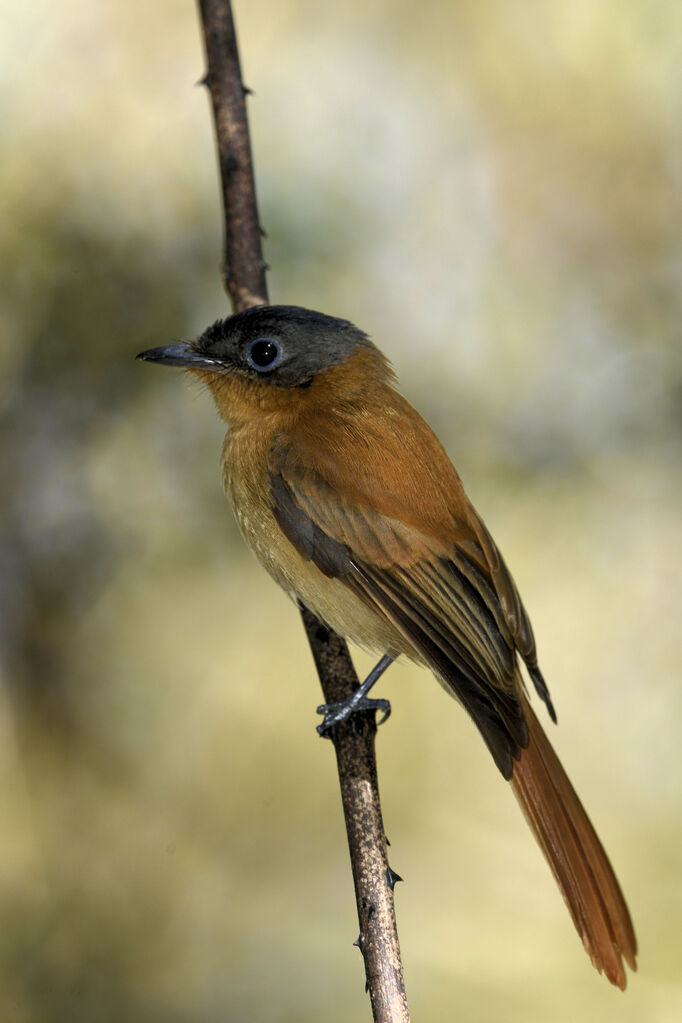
xmin=135 ymin=343 xmax=225 ymax=371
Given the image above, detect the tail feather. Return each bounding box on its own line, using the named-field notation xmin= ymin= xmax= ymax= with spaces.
xmin=511 ymin=697 xmax=637 ymax=989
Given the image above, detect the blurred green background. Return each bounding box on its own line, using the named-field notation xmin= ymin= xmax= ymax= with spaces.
xmin=1 ymin=1 xmax=680 ymax=1020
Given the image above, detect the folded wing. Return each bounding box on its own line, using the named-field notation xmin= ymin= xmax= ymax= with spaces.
xmin=268 ymin=431 xmax=542 ymax=778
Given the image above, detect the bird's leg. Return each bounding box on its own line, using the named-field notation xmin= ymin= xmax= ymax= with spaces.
xmin=317 ymin=653 xmax=394 ymax=736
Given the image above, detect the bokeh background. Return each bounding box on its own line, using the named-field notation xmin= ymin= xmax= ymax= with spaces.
xmin=1 ymin=1 xmax=680 ymax=1020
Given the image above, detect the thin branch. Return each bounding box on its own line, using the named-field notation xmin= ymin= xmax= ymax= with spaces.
xmin=197 ymin=0 xmax=267 ymax=308
xmin=300 ymin=607 xmax=410 ymax=1022
xmin=195 ymin=2 xmax=410 ymax=1020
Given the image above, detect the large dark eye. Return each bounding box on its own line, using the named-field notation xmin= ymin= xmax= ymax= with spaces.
xmin=247 ymin=337 xmax=281 ymax=372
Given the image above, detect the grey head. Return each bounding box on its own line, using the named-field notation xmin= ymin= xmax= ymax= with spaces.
xmin=137 ymin=305 xmax=372 ymax=387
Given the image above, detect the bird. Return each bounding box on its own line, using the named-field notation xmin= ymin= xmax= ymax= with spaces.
xmin=137 ymin=303 xmax=637 ymax=989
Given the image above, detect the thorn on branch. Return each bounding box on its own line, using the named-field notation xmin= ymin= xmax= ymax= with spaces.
xmin=196 ymin=71 xmax=210 ymax=88
xmin=242 ymin=82 xmax=254 ymax=96
xmin=387 ymin=866 xmax=403 ymax=891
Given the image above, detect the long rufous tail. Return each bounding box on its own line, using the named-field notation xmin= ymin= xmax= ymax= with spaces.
xmin=511 ymin=696 xmax=637 ymax=989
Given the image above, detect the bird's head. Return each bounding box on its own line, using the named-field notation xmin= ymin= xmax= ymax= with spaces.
xmin=137 ymin=304 xmax=392 ymax=424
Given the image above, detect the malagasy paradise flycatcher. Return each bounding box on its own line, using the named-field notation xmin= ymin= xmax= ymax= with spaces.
xmin=138 ymin=304 xmax=637 ymax=989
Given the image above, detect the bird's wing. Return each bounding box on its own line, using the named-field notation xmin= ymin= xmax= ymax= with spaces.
xmin=268 ymin=421 xmax=547 ymax=778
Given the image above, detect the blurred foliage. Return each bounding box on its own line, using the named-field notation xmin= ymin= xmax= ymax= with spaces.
xmin=0 ymin=1 xmax=680 ymax=1021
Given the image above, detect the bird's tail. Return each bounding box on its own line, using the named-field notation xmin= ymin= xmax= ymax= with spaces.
xmin=511 ymin=696 xmax=637 ymax=989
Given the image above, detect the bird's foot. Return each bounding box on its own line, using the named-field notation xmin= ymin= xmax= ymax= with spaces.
xmin=316 ymin=696 xmax=391 ymax=737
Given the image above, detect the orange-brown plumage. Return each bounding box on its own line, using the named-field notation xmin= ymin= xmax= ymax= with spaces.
xmin=512 ymin=697 xmax=637 ymax=989
xmin=137 ymin=303 xmax=637 ymax=987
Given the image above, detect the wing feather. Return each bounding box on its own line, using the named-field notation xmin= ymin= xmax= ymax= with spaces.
xmin=268 ymin=440 xmax=536 ymax=777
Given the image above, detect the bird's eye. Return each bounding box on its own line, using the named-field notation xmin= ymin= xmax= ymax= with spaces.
xmin=247 ymin=338 xmax=281 ymax=372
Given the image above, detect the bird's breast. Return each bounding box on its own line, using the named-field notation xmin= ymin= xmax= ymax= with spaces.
xmin=221 ymin=425 xmax=407 ymax=655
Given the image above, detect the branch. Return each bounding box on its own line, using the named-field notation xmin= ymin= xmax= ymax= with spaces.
xmin=197 ymin=0 xmax=266 ymax=307
xmin=300 ymin=607 xmax=410 ymax=1021
xmin=196 ymin=2 xmax=409 ymax=1019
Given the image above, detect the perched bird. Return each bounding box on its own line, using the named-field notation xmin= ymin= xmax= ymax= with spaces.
xmin=138 ymin=304 xmax=637 ymax=989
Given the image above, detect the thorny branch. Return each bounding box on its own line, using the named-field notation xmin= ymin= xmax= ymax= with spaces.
xmin=195 ymin=2 xmax=410 ymax=1019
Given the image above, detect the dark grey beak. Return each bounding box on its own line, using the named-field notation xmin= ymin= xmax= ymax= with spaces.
xmin=135 ymin=343 xmax=223 ymax=370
